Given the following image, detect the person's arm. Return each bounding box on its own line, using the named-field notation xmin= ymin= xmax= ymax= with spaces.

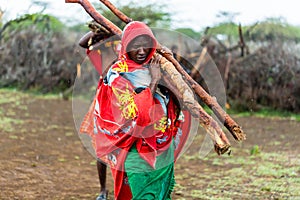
xmin=79 ymin=31 xmax=113 ymax=49
xmin=78 ymin=31 xmax=94 ymax=49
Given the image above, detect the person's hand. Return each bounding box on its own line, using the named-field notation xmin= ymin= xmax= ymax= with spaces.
xmin=149 ymin=54 xmax=162 ymax=94
xmin=149 ymin=54 xmax=162 ymax=81
xmin=159 ymin=45 xmax=173 ymax=56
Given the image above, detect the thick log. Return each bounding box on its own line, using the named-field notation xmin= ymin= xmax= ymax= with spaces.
xmin=160 ymin=56 xmax=231 ymax=154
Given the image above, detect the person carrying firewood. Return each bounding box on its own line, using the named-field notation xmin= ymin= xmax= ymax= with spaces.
xmin=80 ymin=21 xmax=192 ymax=200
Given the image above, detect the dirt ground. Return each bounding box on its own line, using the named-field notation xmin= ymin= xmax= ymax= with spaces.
xmin=0 ymin=89 xmax=299 ymax=200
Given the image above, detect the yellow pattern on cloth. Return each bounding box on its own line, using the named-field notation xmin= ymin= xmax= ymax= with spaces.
xmin=112 ymin=83 xmax=137 ymax=119
xmin=154 ymin=116 xmax=167 ymax=133
xmin=115 ymin=60 xmax=129 ymax=73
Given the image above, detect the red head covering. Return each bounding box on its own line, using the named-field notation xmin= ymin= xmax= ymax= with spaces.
xmin=119 ymin=21 xmax=157 ymax=64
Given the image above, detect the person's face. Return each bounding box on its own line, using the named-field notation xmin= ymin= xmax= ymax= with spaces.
xmin=127 ymin=35 xmax=153 ymax=64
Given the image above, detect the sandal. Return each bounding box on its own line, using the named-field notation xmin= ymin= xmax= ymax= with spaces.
xmin=96 ymin=190 xmax=108 ymax=200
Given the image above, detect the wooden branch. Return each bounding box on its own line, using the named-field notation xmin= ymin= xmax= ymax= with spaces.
xmin=65 ymin=0 xmax=122 ymax=35
xmin=66 ymin=0 xmax=246 ymax=154
xmin=99 ymin=0 xmax=133 ymax=23
xmin=157 ymin=47 xmax=245 ymax=141
xmin=160 ymin=56 xmax=231 ymax=154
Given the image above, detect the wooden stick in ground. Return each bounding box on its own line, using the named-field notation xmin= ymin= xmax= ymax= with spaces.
xmin=238 ymin=23 xmax=245 ymax=57
xmin=94 ymin=0 xmax=246 ymax=142
xmin=190 ymin=46 xmax=208 ymax=78
xmin=223 ymin=53 xmax=232 ymax=89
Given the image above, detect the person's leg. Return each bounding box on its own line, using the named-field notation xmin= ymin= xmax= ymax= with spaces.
xmin=96 ymin=159 xmax=108 ymax=200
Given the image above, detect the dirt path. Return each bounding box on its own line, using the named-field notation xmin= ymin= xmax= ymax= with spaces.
xmin=0 ymin=90 xmax=299 ymax=199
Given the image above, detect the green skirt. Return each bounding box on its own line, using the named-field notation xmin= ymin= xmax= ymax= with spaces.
xmin=124 ymin=141 xmax=175 ymax=200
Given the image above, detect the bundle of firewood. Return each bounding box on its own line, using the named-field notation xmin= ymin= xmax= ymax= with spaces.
xmin=65 ymin=0 xmax=246 ymax=155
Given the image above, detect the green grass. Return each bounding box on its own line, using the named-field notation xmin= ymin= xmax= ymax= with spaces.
xmin=0 ymin=88 xmax=61 ymax=133
xmin=0 ymin=117 xmax=24 ymax=132
xmin=228 ymin=107 xmax=300 ymax=121
xmin=178 ymin=148 xmax=300 ymax=199
xmin=0 ymin=87 xmax=61 ymax=100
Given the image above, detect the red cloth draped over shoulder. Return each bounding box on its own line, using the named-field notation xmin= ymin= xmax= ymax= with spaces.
xmin=87 ymin=49 xmax=103 ymax=74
